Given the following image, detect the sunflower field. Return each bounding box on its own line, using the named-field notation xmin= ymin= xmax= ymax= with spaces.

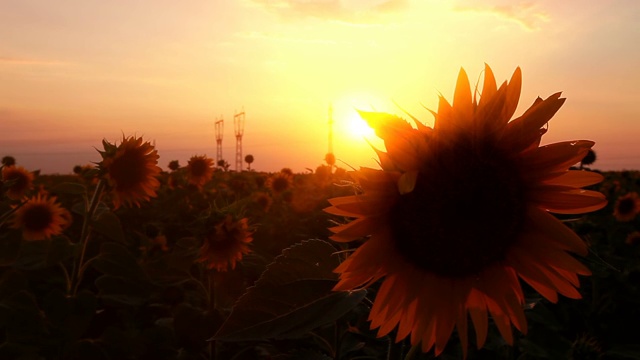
xmin=2 ymin=66 xmax=640 ymax=360
xmin=2 ymin=150 xmax=640 ymax=360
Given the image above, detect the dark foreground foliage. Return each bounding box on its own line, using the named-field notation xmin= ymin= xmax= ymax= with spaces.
xmin=1 ymin=169 xmax=639 ymax=360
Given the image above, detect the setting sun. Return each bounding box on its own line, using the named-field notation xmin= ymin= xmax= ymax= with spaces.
xmin=346 ymin=112 xmax=375 ymax=140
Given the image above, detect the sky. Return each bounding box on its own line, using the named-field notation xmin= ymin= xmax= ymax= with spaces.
xmin=1 ymin=0 xmax=639 ymax=174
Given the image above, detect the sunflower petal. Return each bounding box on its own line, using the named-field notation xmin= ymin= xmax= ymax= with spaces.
xmin=525 ymin=206 xmax=589 ymax=255
xmin=453 ymin=68 xmax=473 ymax=128
xmin=502 ymin=67 xmax=522 ymax=121
xmin=542 ymin=170 xmax=604 ymax=188
xmin=530 ymin=189 xmax=607 ymax=214
xmin=520 ymin=140 xmax=595 ymax=177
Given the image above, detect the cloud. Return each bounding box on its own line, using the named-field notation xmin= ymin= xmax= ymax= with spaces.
xmin=454 ymin=1 xmax=550 ymax=31
xmin=248 ymin=0 xmax=410 ymax=23
xmin=0 ymin=56 xmax=68 ymax=66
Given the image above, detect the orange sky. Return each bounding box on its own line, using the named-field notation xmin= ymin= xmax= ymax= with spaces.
xmin=1 ymin=0 xmax=639 ymax=174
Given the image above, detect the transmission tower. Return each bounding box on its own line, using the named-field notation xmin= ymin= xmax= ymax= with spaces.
xmin=215 ymin=116 xmax=224 ymax=165
xmin=325 ymin=103 xmax=335 ymax=166
xmin=328 ymin=103 xmax=334 ymax=155
xmin=234 ymin=107 xmax=245 ymax=172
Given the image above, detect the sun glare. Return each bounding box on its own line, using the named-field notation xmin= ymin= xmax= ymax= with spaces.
xmin=347 ymin=112 xmax=375 ymax=139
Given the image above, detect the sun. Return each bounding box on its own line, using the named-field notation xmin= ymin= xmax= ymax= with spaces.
xmin=346 ymin=109 xmax=376 ymax=139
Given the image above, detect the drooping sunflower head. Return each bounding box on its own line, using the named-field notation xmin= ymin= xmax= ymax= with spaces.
xmin=197 ymin=215 xmax=253 ymax=272
xmin=186 ymin=155 xmax=215 ymax=189
xmin=98 ymin=135 xmax=162 ymax=209
xmin=2 ymin=156 xmax=16 ymax=167
xmin=10 ymin=194 xmax=70 ymax=241
xmin=168 ymin=159 xmax=181 ymax=172
xmin=325 ymin=64 xmax=607 ymax=357
xmin=2 ymin=165 xmax=35 ymax=200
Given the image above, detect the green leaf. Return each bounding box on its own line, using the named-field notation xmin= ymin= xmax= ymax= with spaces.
xmin=214 ymin=239 xmax=366 ymax=341
xmin=92 ymin=242 xmax=146 ymax=279
xmin=0 ymin=270 xmax=29 ymax=300
xmin=0 ymin=290 xmax=48 ymax=342
xmin=46 ymin=236 xmax=77 ymax=266
xmin=0 ymin=231 xmax=21 ymax=266
xmin=51 ymin=182 xmax=87 ymax=196
xmin=0 ymin=342 xmax=41 ymax=360
xmin=273 ymin=349 xmax=333 ymax=360
xmin=92 ymin=210 xmax=125 ymax=243
xmin=75 ymin=340 xmax=110 ymax=360
xmin=43 ymin=289 xmax=97 ymax=339
xmin=143 ymin=237 xmax=200 ymax=286
xmin=13 ymin=239 xmax=50 ymax=270
xmin=173 ymin=303 xmax=223 ymax=351
xmin=11 ymin=236 xmax=76 ymax=270
xmin=95 ymin=275 xmax=155 ymax=306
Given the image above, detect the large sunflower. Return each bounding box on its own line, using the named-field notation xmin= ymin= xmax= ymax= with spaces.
xmin=197 ymin=215 xmax=253 ymax=272
xmin=2 ymin=165 xmax=35 ymax=200
xmin=10 ymin=194 xmax=70 ymax=241
xmin=98 ymin=135 xmax=162 ymax=209
xmin=325 ymin=65 xmax=607 ymax=357
xmin=186 ymin=155 xmax=215 ymax=189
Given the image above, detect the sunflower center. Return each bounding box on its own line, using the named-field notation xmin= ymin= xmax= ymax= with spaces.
xmin=617 ymin=198 xmax=636 ymax=215
xmin=190 ymin=159 xmax=209 ymax=177
xmin=109 ymin=150 xmax=149 ymax=190
xmin=389 ymin=141 xmax=526 ymax=278
xmin=271 ymin=177 xmax=290 ymax=193
xmin=24 ymin=205 xmax=54 ymax=231
xmin=7 ymin=172 xmax=28 ymax=189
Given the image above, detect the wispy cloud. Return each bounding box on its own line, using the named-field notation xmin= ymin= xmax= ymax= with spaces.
xmin=249 ymin=0 xmax=409 ymax=23
xmin=0 ymin=56 xmax=68 ymax=66
xmin=454 ymin=1 xmax=550 ymax=31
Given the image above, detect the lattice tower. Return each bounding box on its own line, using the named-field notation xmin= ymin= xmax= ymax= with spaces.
xmin=234 ymin=108 xmax=245 ymax=171
xmin=327 ymin=103 xmax=334 ymax=158
xmin=215 ymin=116 xmax=224 ymax=165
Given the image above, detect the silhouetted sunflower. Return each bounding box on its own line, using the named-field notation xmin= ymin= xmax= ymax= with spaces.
xmin=10 ymin=194 xmax=69 ymax=240
xmin=613 ymin=192 xmax=640 ymax=222
xmin=98 ymin=135 xmax=162 ymax=208
xmin=197 ymin=215 xmax=253 ymax=272
xmin=253 ymin=192 xmax=273 ymax=212
xmin=186 ymin=155 xmax=215 ymax=189
xmin=2 ymin=165 xmax=34 ymax=200
xmin=268 ymin=172 xmax=293 ymax=194
xmin=325 ymin=65 xmax=607 ymax=357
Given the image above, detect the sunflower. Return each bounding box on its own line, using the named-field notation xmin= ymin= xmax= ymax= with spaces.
xmin=197 ymin=215 xmax=253 ymax=272
xmin=625 ymin=231 xmax=640 ymax=246
xmin=186 ymin=155 xmax=215 ymax=189
xmin=324 ymin=65 xmax=606 ymax=357
xmin=2 ymin=165 xmax=35 ymax=200
xmin=10 ymin=194 xmax=70 ymax=241
xmin=98 ymin=135 xmax=162 ymax=209
xmin=253 ymin=191 xmax=273 ymax=212
xmin=613 ymin=192 xmax=640 ymax=222
xmin=267 ymin=171 xmax=293 ymax=195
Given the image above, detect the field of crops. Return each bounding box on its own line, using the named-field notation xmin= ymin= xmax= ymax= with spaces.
xmin=1 ymin=147 xmax=639 ymax=359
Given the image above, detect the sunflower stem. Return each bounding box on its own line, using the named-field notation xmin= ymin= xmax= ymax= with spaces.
xmin=0 ymin=198 xmax=27 ymax=227
xmin=69 ymin=179 xmax=105 ymax=296
xmin=403 ymin=344 xmax=420 ymax=360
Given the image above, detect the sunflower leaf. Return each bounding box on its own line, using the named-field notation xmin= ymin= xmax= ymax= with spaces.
xmin=92 ymin=242 xmax=147 ymax=280
xmin=50 ymin=182 xmax=87 ymax=196
xmin=214 ymin=239 xmax=367 ymax=341
xmin=92 ymin=210 xmax=125 ymax=243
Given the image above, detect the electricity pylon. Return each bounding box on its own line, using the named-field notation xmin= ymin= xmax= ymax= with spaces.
xmin=234 ymin=108 xmax=245 ymax=172
xmin=215 ymin=116 xmax=224 ymax=165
